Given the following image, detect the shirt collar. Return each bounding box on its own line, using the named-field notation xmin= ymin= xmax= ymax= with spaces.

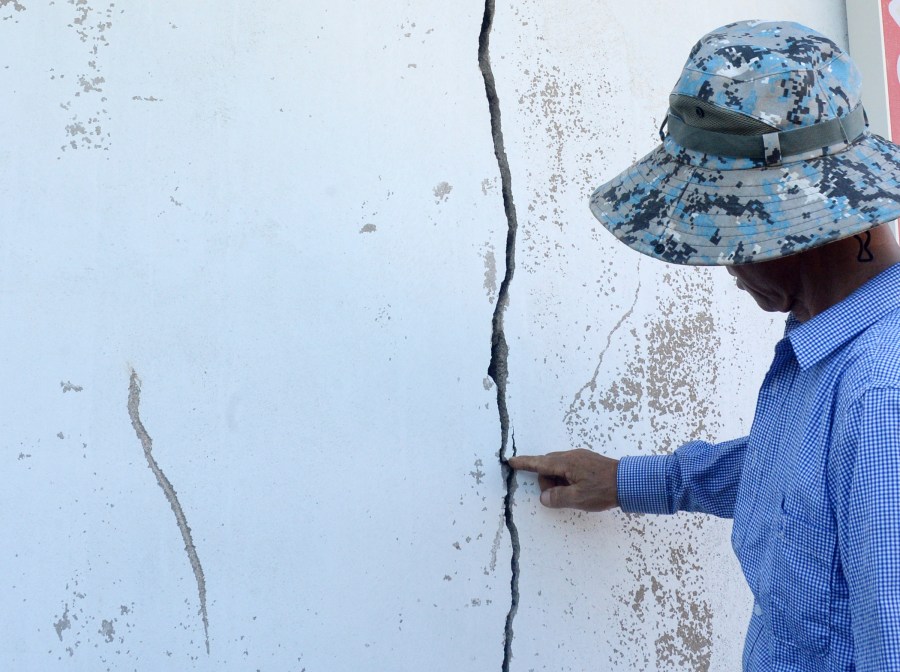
xmin=787 ymin=263 xmax=900 ymax=370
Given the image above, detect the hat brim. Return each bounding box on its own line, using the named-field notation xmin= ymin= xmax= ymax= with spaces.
xmin=589 ymin=133 xmax=900 ymax=265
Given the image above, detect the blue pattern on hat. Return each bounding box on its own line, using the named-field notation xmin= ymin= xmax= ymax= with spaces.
xmin=589 ymin=20 xmax=900 ymax=265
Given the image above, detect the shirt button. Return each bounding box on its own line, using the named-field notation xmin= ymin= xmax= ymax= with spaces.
xmin=754 ymin=603 xmax=763 ymax=616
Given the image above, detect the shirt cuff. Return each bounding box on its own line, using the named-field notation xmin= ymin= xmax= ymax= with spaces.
xmin=617 ymin=454 xmax=674 ymax=514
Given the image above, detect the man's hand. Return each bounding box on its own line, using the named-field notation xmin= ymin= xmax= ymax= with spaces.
xmin=508 ymin=449 xmax=619 ymax=512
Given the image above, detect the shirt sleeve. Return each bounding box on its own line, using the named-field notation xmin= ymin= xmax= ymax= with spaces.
xmin=616 ymin=436 xmax=748 ymax=518
xmin=836 ymin=387 xmax=900 ymax=669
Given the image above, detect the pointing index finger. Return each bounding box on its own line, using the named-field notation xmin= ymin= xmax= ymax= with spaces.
xmin=507 ymin=454 xmax=567 ymax=477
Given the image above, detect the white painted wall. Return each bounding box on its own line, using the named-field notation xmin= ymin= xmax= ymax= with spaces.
xmin=0 ymin=1 xmax=846 ymax=670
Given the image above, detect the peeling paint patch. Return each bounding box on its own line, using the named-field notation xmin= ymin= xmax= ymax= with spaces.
xmin=99 ymin=618 xmax=115 ymax=643
xmin=516 ymin=60 xmax=609 ymax=273
xmin=565 ymin=270 xmax=722 ymax=668
xmin=127 ymin=369 xmax=210 ymax=654
xmin=569 ymin=271 xmax=721 ymax=449
xmin=564 ymin=273 xmax=640 ymax=445
xmin=53 ymin=604 xmax=71 ymax=641
xmin=482 ymin=243 xmax=497 ymax=304
xmin=57 ymin=1 xmax=117 ymax=154
xmin=0 ymin=0 xmax=25 ymax=21
xmin=470 ymin=458 xmax=485 ymax=485
xmin=77 ymin=74 xmax=105 ymax=93
xmin=487 ymin=509 xmax=505 ymax=573
xmin=50 ymin=575 xmax=138 ymax=663
xmin=359 ymin=223 xmax=377 ymax=234
xmin=432 ymin=181 xmax=453 ymax=204
xmin=132 ymin=95 xmax=162 ymax=102
xmin=611 ymin=516 xmax=714 ymax=670
xmin=60 ymin=380 xmax=83 ymax=393
xmin=65 ymin=121 xmax=86 ymax=136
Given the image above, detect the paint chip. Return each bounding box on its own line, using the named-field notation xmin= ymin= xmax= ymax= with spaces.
xmin=482 ymin=246 xmax=497 ymax=304
xmin=54 ymin=605 xmax=71 ymax=641
xmin=99 ymin=619 xmax=115 ymax=643
xmin=432 ymin=181 xmax=453 ymax=204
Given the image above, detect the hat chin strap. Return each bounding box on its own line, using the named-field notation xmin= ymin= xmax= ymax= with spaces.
xmin=665 ymin=103 xmax=867 ymax=166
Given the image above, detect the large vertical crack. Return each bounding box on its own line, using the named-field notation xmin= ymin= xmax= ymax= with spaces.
xmin=478 ymin=2 xmax=520 ymax=670
xmin=127 ymin=370 xmax=210 ymax=654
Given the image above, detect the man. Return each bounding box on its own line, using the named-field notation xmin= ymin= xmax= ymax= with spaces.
xmin=509 ymin=20 xmax=900 ymax=670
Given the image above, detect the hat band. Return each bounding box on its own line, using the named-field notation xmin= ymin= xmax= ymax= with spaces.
xmin=666 ymin=103 xmax=867 ymax=166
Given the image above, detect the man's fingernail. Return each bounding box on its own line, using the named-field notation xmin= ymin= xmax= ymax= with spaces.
xmin=540 ymin=491 xmax=549 ymax=506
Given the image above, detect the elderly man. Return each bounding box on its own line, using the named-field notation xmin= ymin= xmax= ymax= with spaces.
xmin=509 ymin=20 xmax=900 ymax=670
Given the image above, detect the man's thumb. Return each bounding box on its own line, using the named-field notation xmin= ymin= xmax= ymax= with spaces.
xmin=540 ymin=486 xmax=570 ymax=509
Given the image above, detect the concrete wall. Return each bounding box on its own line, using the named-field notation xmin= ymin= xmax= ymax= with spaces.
xmin=0 ymin=1 xmax=847 ymax=670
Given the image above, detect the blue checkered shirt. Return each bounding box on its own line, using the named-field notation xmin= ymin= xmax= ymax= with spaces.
xmin=617 ymin=263 xmax=900 ymax=670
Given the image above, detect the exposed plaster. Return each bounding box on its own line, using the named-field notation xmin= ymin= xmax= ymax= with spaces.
xmin=482 ymin=243 xmax=498 ymax=304
xmin=564 ymin=270 xmax=723 ymax=668
xmin=57 ymin=1 xmax=116 ymax=153
xmin=60 ymin=380 xmax=83 ymax=393
xmin=564 ymin=272 xmax=641 ymax=438
xmin=478 ymin=2 xmax=520 ymax=669
xmin=127 ymin=369 xmax=210 ymax=654
xmin=54 ymin=603 xmax=71 ymax=641
xmin=433 ymin=181 xmax=453 ymax=203
xmin=0 ymin=0 xmax=25 ymax=14
xmin=99 ymin=618 xmax=115 ymax=643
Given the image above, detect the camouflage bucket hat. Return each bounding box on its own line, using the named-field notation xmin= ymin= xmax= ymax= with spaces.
xmin=589 ymin=20 xmax=900 ymax=265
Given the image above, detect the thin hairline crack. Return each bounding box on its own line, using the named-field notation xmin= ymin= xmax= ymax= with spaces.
xmin=478 ymin=1 xmax=520 ymax=670
xmin=564 ymin=271 xmax=642 ymax=430
xmin=127 ymin=369 xmax=210 ymax=654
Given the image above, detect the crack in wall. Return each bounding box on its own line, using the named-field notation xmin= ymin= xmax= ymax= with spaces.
xmin=564 ymin=272 xmax=642 ymax=430
xmin=127 ymin=369 xmax=210 ymax=654
xmin=478 ymin=2 xmax=520 ymax=670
